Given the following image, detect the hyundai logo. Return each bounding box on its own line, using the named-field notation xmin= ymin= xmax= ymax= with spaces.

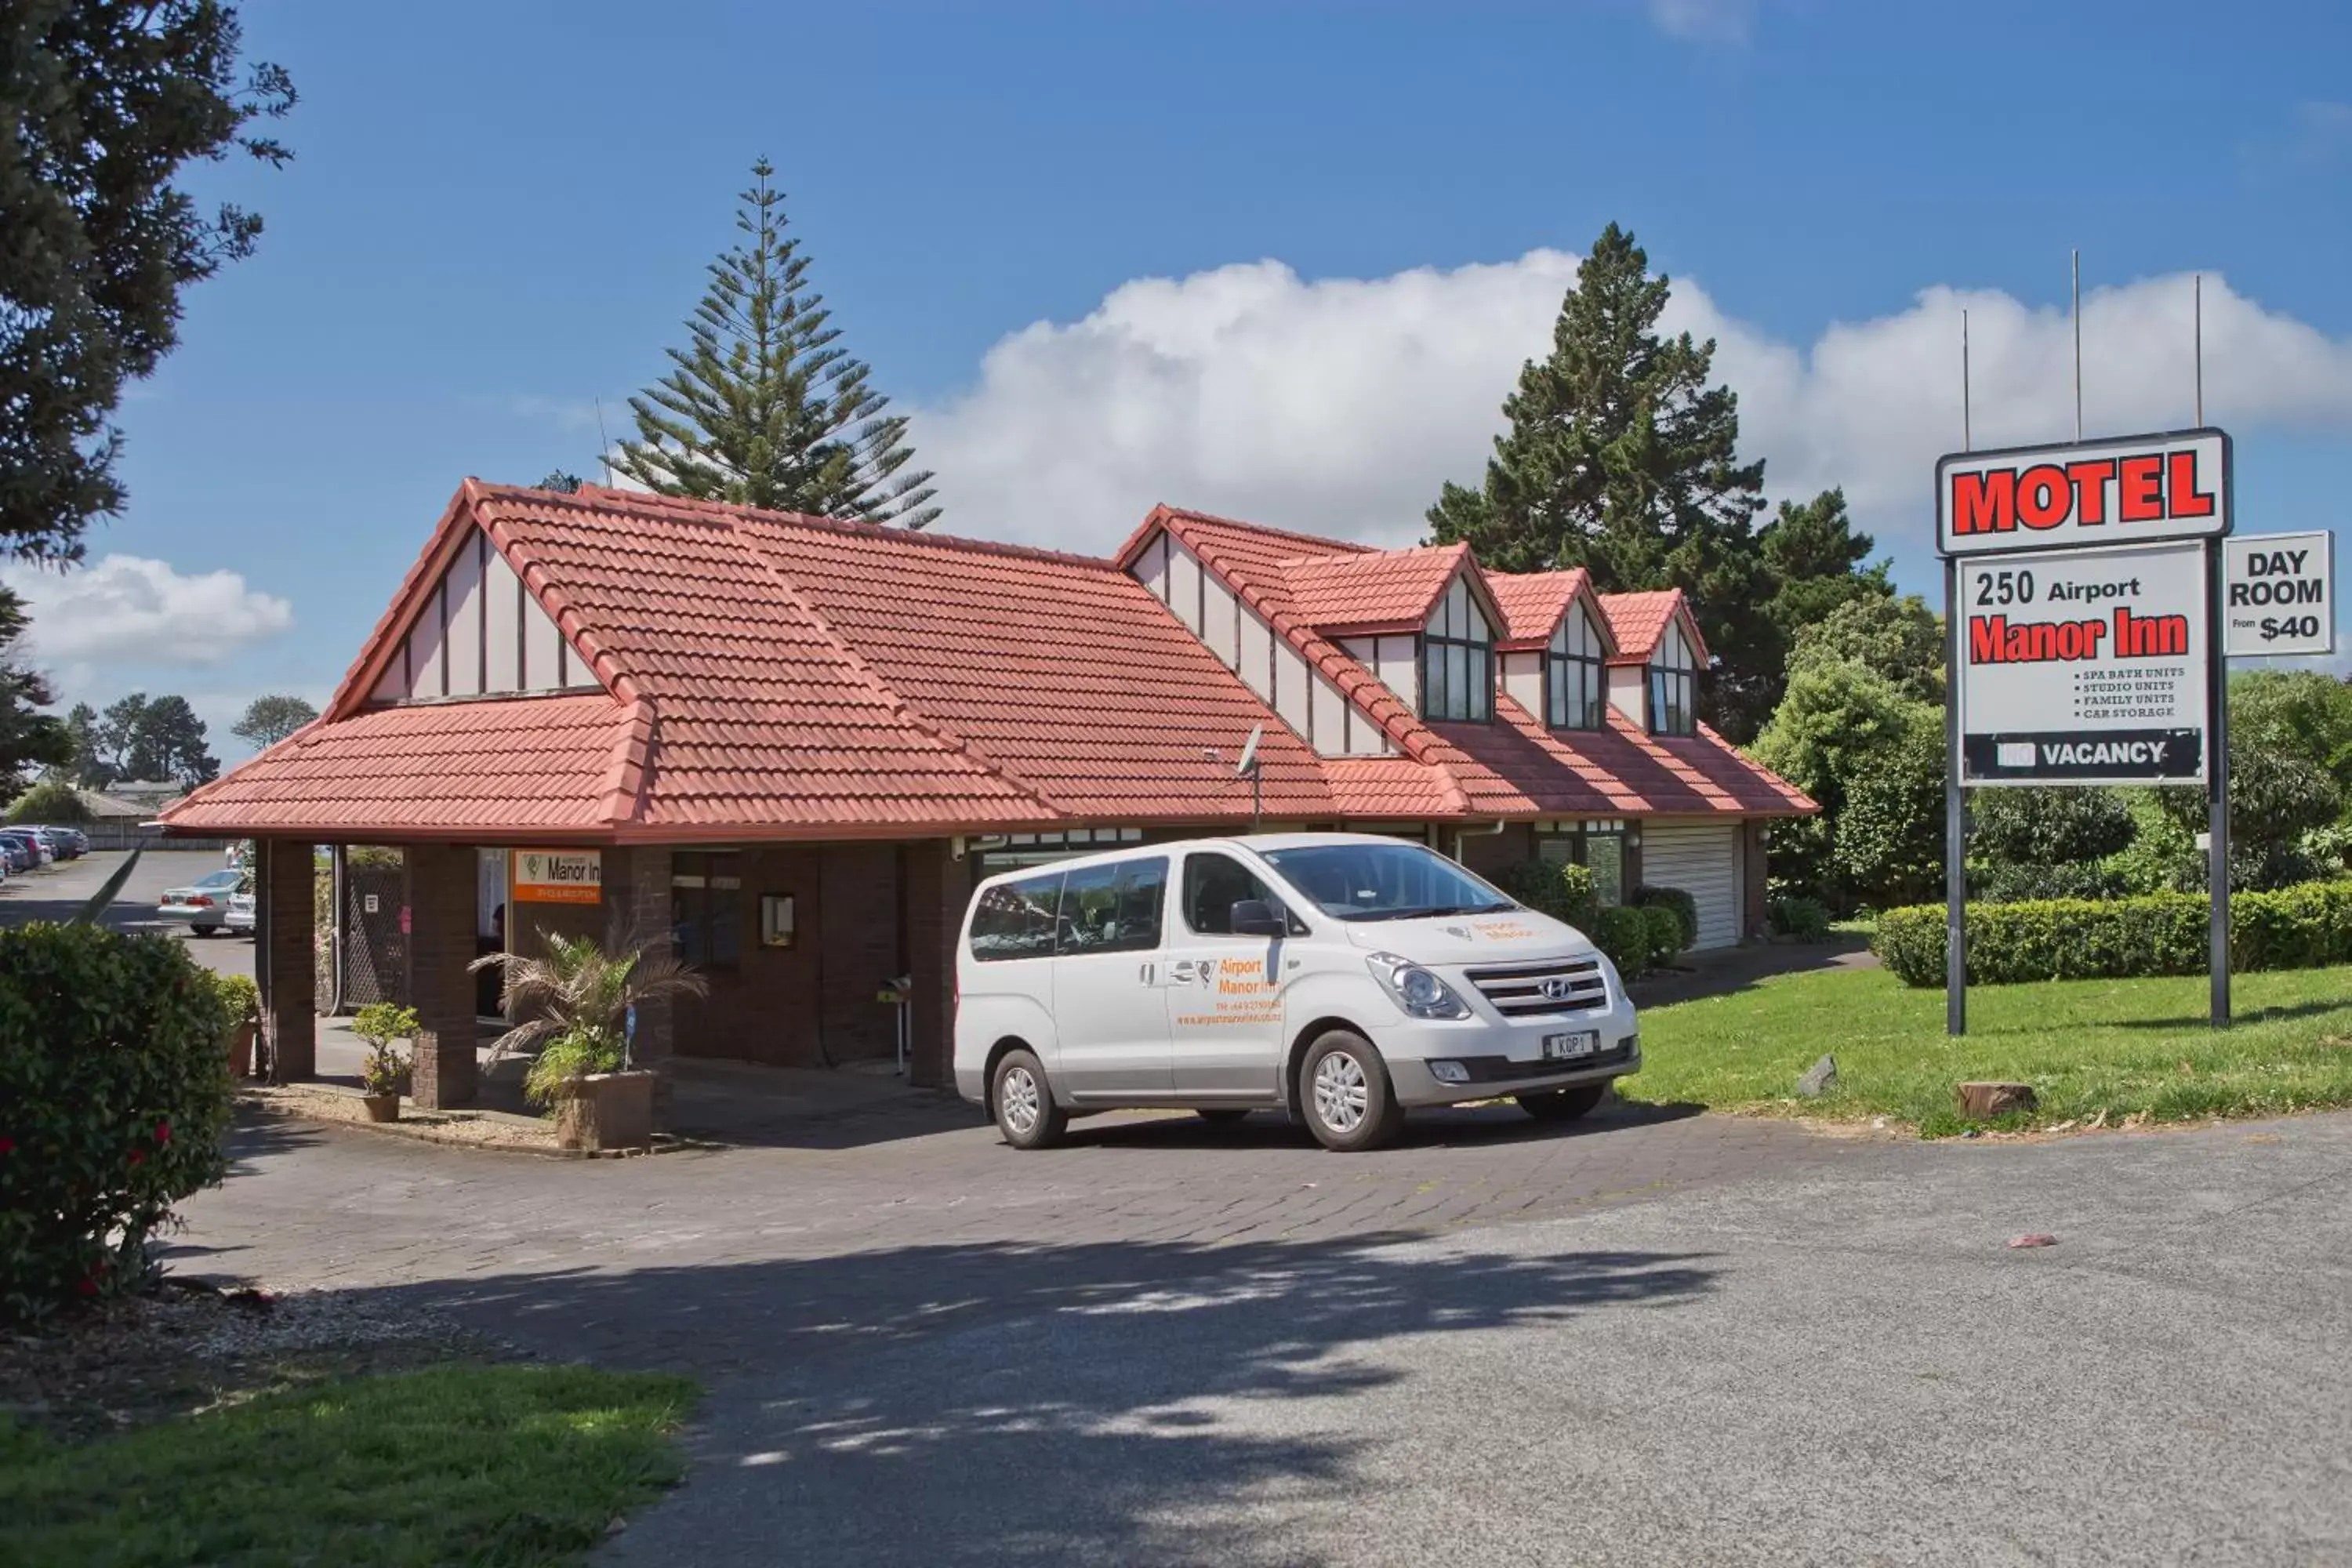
xmin=1540 ymin=976 xmax=1576 ymax=1001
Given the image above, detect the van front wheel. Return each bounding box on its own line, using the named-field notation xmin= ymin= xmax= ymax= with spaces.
xmin=992 ymin=1049 xmax=1067 ymax=1150
xmin=1298 ymin=1031 xmax=1403 ymax=1152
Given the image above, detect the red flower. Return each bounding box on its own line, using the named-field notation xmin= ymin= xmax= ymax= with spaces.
xmin=153 ymin=1120 xmax=172 ymax=1146
xmin=78 ymin=1275 xmax=100 ymax=1298
xmin=0 ymin=1135 xmax=13 ymax=1156
xmin=128 ymin=1149 xmax=146 ymax=1167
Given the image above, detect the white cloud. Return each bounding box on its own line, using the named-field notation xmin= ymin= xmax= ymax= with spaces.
xmin=2 ymin=555 xmax=294 ymax=666
xmin=1646 ymin=0 xmax=1755 ymax=45
xmin=909 ymin=257 xmax=2352 ymax=574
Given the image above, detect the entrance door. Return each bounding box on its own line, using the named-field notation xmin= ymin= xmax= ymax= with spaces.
xmin=1049 ymin=856 xmax=1174 ymax=1102
xmin=1163 ymin=849 xmax=1295 ymax=1102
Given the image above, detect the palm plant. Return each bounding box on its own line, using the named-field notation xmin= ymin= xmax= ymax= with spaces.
xmin=469 ymin=926 xmax=707 ymax=1107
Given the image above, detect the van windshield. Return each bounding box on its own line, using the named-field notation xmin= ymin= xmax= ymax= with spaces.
xmin=1257 ymin=842 xmax=1518 ymax=923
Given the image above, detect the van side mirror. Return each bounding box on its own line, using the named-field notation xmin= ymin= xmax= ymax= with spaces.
xmin=1230 ymin=898 xmax=1287 ymax=937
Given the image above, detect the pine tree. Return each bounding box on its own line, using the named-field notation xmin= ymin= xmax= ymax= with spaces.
xmin=1429 ymin=224 xmax=1773 ymax=733
xmin=615 ymin=160 xmax=938 ymax=528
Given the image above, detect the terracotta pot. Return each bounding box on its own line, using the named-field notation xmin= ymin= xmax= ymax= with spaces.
xmin=361 ymin=1091 xmax=401 ymax=1123
xmin=227 ymin=1021 xmax=256 ymax=1079
xmin=554 ymin=1070 xmax=655 ymax=1152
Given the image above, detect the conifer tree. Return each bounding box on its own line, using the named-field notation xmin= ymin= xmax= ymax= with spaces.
xmin=615 ymin=161 xmax=938 ymax=528
xmin=1430 ymin=224 xmax=1780 ymax=732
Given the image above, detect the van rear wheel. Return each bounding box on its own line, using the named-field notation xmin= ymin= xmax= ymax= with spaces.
xmin=992 ymin=1049 xmax=1067 ymax=1150
xmin=1298 ymin=1030 xmax=1403 ymax=1152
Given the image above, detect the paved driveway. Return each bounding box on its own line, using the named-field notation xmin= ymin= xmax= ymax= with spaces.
xmin=171 ymin=1102 xmax=2352 ymax=1566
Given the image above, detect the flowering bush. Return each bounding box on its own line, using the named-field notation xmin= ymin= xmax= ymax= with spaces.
xmin=0 ymin=924 xmax=234 ymax=1319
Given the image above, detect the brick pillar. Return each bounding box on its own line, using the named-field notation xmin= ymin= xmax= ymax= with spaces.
xmin=405 ymin=844 xmax=479 ymax=1108
xmin=259 ymin=837 xmax=316 ymax=1083
xmin=901 ymin=840 xmax=970 ymax=1090
xmin=603 ymin=846 xmax=675 ymax=1127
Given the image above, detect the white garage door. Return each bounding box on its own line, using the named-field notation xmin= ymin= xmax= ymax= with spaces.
xmin=1639 ymin=822 xmax=1743 ymax=949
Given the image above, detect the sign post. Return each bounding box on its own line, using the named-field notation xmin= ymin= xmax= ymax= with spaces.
xmin=1935 ymin=428 xmax=2233 ymax=1031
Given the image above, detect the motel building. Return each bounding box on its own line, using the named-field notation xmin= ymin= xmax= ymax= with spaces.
xmin=162 ymin=482 xmax=1815 ymax=1120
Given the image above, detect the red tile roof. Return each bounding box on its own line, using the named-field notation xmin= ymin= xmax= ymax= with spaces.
xmin=1486 ymin=568 xmax=1599 ymax=650
xmin=1597 ymin=589 xmax=1704 ymax=666
xmin=1279 ymin=543 xmax=1470 ymax=633
xmin=165 ymin=485 xmax=1810 ymax=842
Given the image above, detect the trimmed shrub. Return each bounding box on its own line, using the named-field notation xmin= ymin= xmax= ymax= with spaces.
xmin=1768 ymin=894 xmax=1831 ymax=942
xmin=1632 ymin=885 xmax=1699 ymax=951
xmin=1494 ymin=858 xmax=1600 ymax=934
xmin=5 ymin=780 xmax=94 ymax=826
xmin=0 ymin=924 xmax=234 ymax=1319
xmin=1592 ymin=906 xmax=1652 ymax=977
xmin=1873 ymin=880 xmax=2352 ymax=986
xmin=1641 ymin=904 xmax=1686 ymax=969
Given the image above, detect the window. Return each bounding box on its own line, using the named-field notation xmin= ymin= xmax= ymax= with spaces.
xmin=1182 ymin=852 xmax=1306 ymax=936
xmin=969 ymin=872 xmax=1064 ymax=961
xmin=1258 ymin=841 xmax=1515 ymax=922
xmin=670 ymin=851 xmax=742 ymax=967
xmin=1545 ymin=604 xmax=1606 ymax=730
xmin=1421 ymin=575 xmax=1494 ymax=722
xmin=1054 ymin=857 xmax=1168 ymax=955
xmin=1649 ymin=619 xmax=1697 ymax=737
xmin=1538 ymin=823 xmax=1627 ymax=906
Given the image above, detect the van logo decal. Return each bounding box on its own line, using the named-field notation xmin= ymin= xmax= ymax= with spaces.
xmin=1540 ymin=976 xmax=1577 ymax=1001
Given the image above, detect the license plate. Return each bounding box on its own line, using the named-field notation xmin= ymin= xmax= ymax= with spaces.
xmin=1543 ymin=1031 xmax=1598 ymax=1062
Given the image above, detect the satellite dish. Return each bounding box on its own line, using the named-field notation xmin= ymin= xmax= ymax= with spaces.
xmin=1236 ymin=725 xmax=1262 ymax=776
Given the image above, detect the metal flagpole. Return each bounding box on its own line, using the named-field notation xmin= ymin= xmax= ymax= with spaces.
xmin=1962 ymin=310 xmax=1972 ymax=450
xmin=2071 ymin=249 xmax=2083 ymax=441
xmin=1945 ymin=308 xmax=1970 ymax=1037
xmin=2194 ymin=273 xmax=2205 ymax=426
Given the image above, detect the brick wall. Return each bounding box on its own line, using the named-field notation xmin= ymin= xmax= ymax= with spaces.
xmin=260 ymin=838 xmax=316 ymax=1082
xmin=1457 ymin=822 xmax=1534 ymax=877
xmin=405 ymin=844 xmax=479 ymax=1108
xmin=602 ymin=846 xmax=676 ymax=1124
xmin=902 ymin=840 xmax=971 ymax=1089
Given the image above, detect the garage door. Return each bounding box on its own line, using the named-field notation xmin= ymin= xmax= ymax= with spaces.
xmin=1639 ymin=822 xmax=1742 ymax=949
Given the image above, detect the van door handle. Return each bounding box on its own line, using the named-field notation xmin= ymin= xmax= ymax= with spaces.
xmin=1138 ymin=962 xmax=1156 ymax=985
xmin=1167 ymin=960 xmax=1198 ymax=983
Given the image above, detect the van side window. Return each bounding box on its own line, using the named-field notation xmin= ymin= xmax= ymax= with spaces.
xmin=1056 ymin=857 xmax=1167 ymax=954
xmin=969 ymin=872 xmax=1063 ymax=961
xmin=1181 ymin=853 xmax=1302 ymax=936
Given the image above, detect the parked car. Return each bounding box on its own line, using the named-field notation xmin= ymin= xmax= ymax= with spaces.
xmin=954 ymin=832 xmax=1641 ymax=1152
xmin=0 ymin=835 xmax=30 ymax=873
xmin=21 ymin=825 xmax=82 ymax=859
xmin=226 ymin=889 xmax=256 ymax=934
xmin=160 ymin=868 xmax=247 ymax=935
xmin=0 ymin=829 xmax=53 ymax=869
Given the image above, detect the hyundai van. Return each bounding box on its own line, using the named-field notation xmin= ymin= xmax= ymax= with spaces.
xmin=953 ymin=833 xmax=1640 ymax=1152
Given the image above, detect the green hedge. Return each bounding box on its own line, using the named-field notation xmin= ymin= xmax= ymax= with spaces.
xmin=1632 ymin=885 xmax=1700 ymax=951
xmin=1640 ymin=904 xmax=1686 ymax=968
xmin=1768 ymin=894 xmax=1831 ymax=942
xmin=1874 ymin=880 xmax=2352 ymax=986
xmin=1592 ymin=906 xmax=1652 ymax=976
xmin=1494 ymin=858 xmax=1599 ymax=934
xmin=0 ymin=925 xmax=234 ymax=1319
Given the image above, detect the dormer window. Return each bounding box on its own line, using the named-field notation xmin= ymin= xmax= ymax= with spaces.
xmin=1421 ymin=575 xmax=1493 ymax=722
xmin=1650 ymin=619 xmax=1697 ymax=737
xmin=1545 ymin=604 xmax=1605 ymax=730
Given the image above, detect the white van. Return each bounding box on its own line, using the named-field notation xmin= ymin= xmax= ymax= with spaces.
xmin=953 ymin=833 xmax=1640 ymax=1152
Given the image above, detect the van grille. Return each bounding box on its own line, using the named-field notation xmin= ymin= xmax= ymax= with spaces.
xmin=1463 ymin=958 xmax=1609 ymax=1018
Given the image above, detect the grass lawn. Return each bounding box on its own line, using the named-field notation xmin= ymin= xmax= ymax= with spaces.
xmin=0 ymin=1363 xmax=697 ymax=1567
xmin=1620 ymin=961 xmax=2352 ymax=1136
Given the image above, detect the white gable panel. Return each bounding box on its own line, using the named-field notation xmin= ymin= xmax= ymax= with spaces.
xmin=485 ymin=548 xmax=521 ymax=691
xmin=1311 ymin=673 xmax=1346 ymax=756
xmin=1607 ymin=664 xmax=1645 ymax=724
xmin=1273 ymin=641 xmax=1311 ymax=737
xmin=444 ymin=535 xmax=485 ymax=696
xmin=522 ymin=585 xmax=564 ymax=692
xmin=1136 ymin=532 xmax=1170 ymax=602
xmin=1236 ymin=611 xmax=1273 ymax=698
xmin=371 ymin=645 xmax=408 ymax=705
xmin=1375 ymin=635 xmax=1417 ymax=711
xmin=1203 ymin=575 xmax=1238 ymax=665
xmin=408 ymin=584 xmax=447 ymax=699
xmin=1501 ymin=650 xmax=1543 ymax=716
xmin=1167 ymin=543 xmax=1203 ymax=633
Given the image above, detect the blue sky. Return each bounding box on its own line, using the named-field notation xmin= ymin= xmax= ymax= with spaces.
xmin=11 ymin=0 xmax=2350 ymax=757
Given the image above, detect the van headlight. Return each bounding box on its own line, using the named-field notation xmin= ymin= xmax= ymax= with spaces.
xmin=1367 ymin=952 xmax=1470 ymax=1020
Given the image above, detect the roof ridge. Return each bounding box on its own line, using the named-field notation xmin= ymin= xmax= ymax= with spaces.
xmin=1158 ymin=506 xmax=1376 ymax=557
xmin=699 ymin=507 xmax=1066 ymax=815
xmin=474 ymin=481 xmax=1127 ymax=574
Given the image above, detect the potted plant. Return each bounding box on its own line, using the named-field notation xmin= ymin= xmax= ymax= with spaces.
xmin=212 ymin=972 xmax=261 ymax=1078
xmin=471 ymin=926 xmax=706 ymax=1152
xmin=353 ymin=1002 xmax=417 ymax=1123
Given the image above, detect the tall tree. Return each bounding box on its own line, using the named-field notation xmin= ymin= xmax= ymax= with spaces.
xmin=58 ymin=700 xmax=106 ymax=787
xmin=0 ymin=588 xmax=69 ymax=796
xmin=97 ymin=692 xmax=151 ymax=782
xmin=230 ymin=692 xmax=316 ymax=750
xmin=1429 ymin=224 xmax=1769 ymax=728
xmin=1758 ymin=488 xmax=1892 ymax=662
xmin=128 ymin=694 xmax=216 ymax=787
xmin=614 ymin=159 xmax=938 ymax=528
xmin=2 ymin=2 xmax=295 ymax=558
